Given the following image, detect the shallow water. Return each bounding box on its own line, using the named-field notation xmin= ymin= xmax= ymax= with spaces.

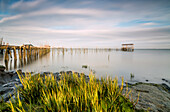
xmin=0 ymin=49 xmax=170 ymax=85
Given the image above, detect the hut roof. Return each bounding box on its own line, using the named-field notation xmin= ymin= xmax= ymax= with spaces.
xmin=122 ymin=43 xmax=134 ymax=46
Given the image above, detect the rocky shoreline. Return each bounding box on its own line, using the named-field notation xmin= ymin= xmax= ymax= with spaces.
xmin=0 ymin=68 xmax=170 ymax=112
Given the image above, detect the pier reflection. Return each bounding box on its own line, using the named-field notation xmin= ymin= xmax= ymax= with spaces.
xmin=14 ymin=59 xmax=17 ymax=69
xmin=3 ymin=48 xmax=51 ymax=71
xmin=5 ymin=60 xmax=8 ymax=71
xmin=2 ymin=48 xmax=115 ymax=71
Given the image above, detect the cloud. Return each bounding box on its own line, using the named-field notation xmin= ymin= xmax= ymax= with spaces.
xmin=141 ymin=22 xmax=157 ymax=26
xmin=0 ymin=14 xmax=22 ymax=23
xmin=10 ymin=0 xmax=46 ymax=13
xmin=0 ymin=0 xmax=170 ymax=48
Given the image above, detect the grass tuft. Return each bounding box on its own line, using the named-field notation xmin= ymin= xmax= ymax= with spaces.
xmin=1 ymin=72 xmax=140 ymax=112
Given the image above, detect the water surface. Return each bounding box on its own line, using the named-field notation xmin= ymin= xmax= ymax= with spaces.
xmin=0 ymin=49 xmax=170 ymax=85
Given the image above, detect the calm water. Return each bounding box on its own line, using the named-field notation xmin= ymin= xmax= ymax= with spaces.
xmin=0 ymin=49 xmax=170 ymax=85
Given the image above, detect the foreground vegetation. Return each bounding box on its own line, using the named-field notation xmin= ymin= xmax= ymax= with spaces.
xmin=0 ymin=72 xmax=140 ymax=112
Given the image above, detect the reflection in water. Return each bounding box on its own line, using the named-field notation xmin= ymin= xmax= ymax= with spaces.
xmin=14 ymin=59 xmax=17 ymax=69
xmin=108 ymin=54 xmax=110 ymax=62
xmin=1 ymin=48 xmax=170 ymax=85
xmin=19 ymin=59 xmax=23 ymax=68
xmin=0 ymin=54 xmax=3 ymax=62
xmin=2 ymin=49 xmax=51 ymax=71
xmin=10 ymin=59 xmax=12 ymax=70
xmin=24 ymin=58 xmax=26 ymax=65
xmin=5 ymin=60 xmax=8 ymax=71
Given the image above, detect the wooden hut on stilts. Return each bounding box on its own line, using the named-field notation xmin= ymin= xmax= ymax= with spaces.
xmin=121 ymin=43 xmax=134 ymax=52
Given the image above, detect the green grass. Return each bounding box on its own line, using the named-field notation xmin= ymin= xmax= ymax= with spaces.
xmin=0 ymin=72 xmax=140 ymax=112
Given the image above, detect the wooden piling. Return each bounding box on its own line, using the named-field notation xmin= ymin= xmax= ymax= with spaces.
xmin=9 ymin=50 xmax=12 ymax=58
xmin=18 ymin=47 xmax=22 ymax=60
xmin=29 ymin=46 xmax=32 ymax=57
xmin=13 ymin=47 xmax=17 ymax=60
xmin=4 ymin=48 xmax=9 ymax=61
xmin=14 ymin=59 xmax=17 ymax=69
xmin=23 ymin=46 xmax=26 ymax=59
xmin=26 ymin=47 xmax=29 ymax=60
xmin=1 ymin=44 xmax=51 ymax=70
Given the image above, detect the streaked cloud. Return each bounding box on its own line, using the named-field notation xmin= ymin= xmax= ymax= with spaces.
xmin=141 ymin=22 xmax=157 ymax=26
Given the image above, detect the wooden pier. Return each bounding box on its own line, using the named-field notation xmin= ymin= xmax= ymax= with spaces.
xmin=0 ymin=44 xmax=51 ymax=61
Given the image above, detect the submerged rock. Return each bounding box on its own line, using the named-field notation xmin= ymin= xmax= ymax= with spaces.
xmin=162 ymin=78 xmax=170 ymax=84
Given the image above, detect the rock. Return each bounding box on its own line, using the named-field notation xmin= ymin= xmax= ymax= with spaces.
xmin=0 ymin=65 xmax=5 ymax=72
xmin=82 ymin=65 xmax=88 ymax=69
xmin=130 ymin=73 xmax=134 ymax=79
xmin=162 ymin=78 xmax=170 ymax=84
xmin=1 ymin=90 xmax=14 ymax=102
xmin=2 ymin=82 xmax=20 ymax=87
xmin=0 ymin=71 xmax=6 ymax=76
xmin=162 ymin=78 xmax=166 ymax=81
xmin=161 ymin=83 xmax=170 ymax=93
xmin=124 ymin=83 xmax=170 ymax=112
xmin=0 ymin=70 xmax=21 ymax=102
xmin=0 ymin=87 xmax=13 ymax=95
xmin=11 ymin=74 xmax=19 ymax=80
xmin=0 ymin=80 xmax=6 ymax=85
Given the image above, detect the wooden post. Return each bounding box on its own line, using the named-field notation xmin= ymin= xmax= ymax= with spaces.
xmin=14 ymin=59 xmax=17 ymax=69
xmin=29 ymin=46 xmax=32 ymax=58
xmin=13 ymin=47 xmax=17 ymax=60
xmin=32 ymin=48 xmax=34 ymax=59
xmin=70 ymin=48 xmax=72 ymax=53
xmin=34 ymin=48 xmax=37 ymax=59
xmin=84 ymin=48 xmax=85 ymax=54
xmin=39 ymin=48 xmax=42 ymax=57
xmin=27 ymin=46 xmax=29 ymax=59
xmin=19 ymin=59 xmax=23 ymax=67
xmin=9 ymin=50 xmax=12 ymax=58
xmin=62 ymin=48 xmax=64 ymax=55
xmin=24 ymin=57 xmax=26 ymax=65
xmin=4 ymin=48 xmax=9 ymax=61
xmin=38 ymin=48 xmax=40 ymax=57
xmin=34 ymin=48 xmax=36 ymax=59
xmin=19 ymin=47 xmax=22 ymax=60
xmin=57 ymin=48 xmax=60 ymax=55
xmin=23 ymin=46 xmax=26 ymax=59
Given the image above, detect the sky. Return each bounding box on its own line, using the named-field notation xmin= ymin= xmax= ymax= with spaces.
xmin=0 ymin=0 xmax=170 ymax=48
